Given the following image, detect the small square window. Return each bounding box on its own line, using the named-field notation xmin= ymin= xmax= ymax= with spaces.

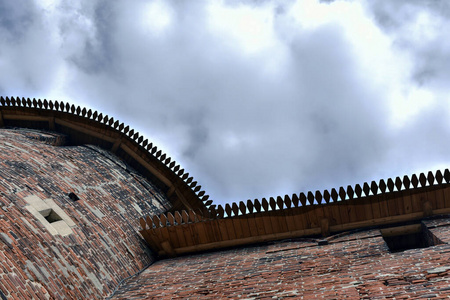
xmin=43 ymin=209 xmax=63 ymax=223
xmin=24 ymin=196 xmax=75 ymax=236
xmin=68 ymin=192 xmax=79 ymax=201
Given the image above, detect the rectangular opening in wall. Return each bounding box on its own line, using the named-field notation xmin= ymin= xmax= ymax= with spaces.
xmin=42 ymin=209 xmax=63 ymax=223
xmin=68 ymin=192 xmax=79 ymax=201
xmin=381 ymin=223 xmax=445 ymax=253
xmin=25 ymin=196 xmax=74 ymax=236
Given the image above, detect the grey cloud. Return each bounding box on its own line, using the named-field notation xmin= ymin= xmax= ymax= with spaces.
xmin=365 ymin=1 xmax=413 ymax=32
xmin=174 ymin=22 xmax=392 ymax=201
xmin=388 ymin=103 xmax=450 ymax=175
xmin=0 ymin=1 xmax=36 ymax=41
xmin=54 ymin=1 xmax=117 ymax=74
xmin=367 ymin=1 xmax=450 ymax=30
xmin=73 ymin=2 xmax=116 ymax=74
xmin=365 ymin=0 xmax=450 ymax=90
xmin=181 ymin=109 xmax=210 ymax=160
xmin=279 ymin=24 xmax=389 ymax=195
xmin=411 ymin=41 xmax=450 ymax=89
xmin=0 ymin=3 xmax=63 ymax=94
xmin=223 ymin=0 xmax=281 ymax=6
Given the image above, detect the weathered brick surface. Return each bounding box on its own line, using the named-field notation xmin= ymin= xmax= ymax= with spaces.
xmin=3 ymin=127 xmax=450 ymax=299
xmin=0 ymin=128 xmax=170 ymax=299
xmin=113 ymin=222 xmax=450 ymax=299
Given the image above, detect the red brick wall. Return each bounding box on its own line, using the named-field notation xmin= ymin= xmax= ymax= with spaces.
xmin=0 ymin=129 xmax=170 ymax=299
xmin=3 ymin=127 xmax=450 ymax=299
xmin=113 ymin=221 xmax=450 ymax=299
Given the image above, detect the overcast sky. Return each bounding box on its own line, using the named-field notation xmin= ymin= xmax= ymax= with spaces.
xmin=1 ymin=0 xmax=450 ymax=205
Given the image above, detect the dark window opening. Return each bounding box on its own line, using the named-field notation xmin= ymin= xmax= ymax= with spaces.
xmin=44 ymin=209 xmax=63 ymax=223
xmin=381 ymin=223 xmax=444 ymax=253
xmin=68 ymin=192 xmax=79 ymax=201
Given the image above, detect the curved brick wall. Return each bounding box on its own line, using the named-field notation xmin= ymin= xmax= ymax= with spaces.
xmin=0 ymin=128 xmax=170 ymax=299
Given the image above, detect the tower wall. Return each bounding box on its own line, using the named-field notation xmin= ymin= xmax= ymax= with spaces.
xmin=0 ymin=128 xmax=170 ymax=299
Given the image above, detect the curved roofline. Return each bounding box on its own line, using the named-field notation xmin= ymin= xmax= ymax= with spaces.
xmin=0 ymin=96 xmax=211 ymax=212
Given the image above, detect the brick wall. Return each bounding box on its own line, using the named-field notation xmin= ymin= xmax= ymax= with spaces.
xmin=0 ymin=129 xmax=170 ymax=299
xmin=3 ymin=127 xmax=450 ymax=299
xmin=113 ymin=220 xmax=450 ymax=299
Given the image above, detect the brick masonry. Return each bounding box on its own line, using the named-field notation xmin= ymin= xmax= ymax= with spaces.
xmin=2 ymin=127 xmax=450 ymax=299
xmin=0 ymin=128 xmax=170 ymax=299
xmin=113 ymin=219 xmax=450 ymax=299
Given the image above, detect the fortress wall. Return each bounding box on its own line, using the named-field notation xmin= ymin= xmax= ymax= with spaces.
xmin=113 ymin=221 xmax=450 ymax=299
xmin=0 ymin=129 xmax=170 ymax=299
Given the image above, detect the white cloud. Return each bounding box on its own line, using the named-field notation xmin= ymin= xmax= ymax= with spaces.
xmin=389 ymin=87 xmax=436 ymax=128
xmin=207 ymin=1 xmax=278 ymax=54
xmin=35 ymin=0 xmax=60 ymax=11
xmin=141 ymin=0 xmax=173 ymax=36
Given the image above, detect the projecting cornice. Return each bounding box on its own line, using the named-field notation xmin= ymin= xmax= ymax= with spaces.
xmin=140 ymin=169 xmax=450 ymax=257
xmin=0 ymin=96 xmax=210 ymax=212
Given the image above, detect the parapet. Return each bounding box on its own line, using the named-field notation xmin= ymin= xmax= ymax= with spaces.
xmin=140 ymin=169 xmax=450 ymax=257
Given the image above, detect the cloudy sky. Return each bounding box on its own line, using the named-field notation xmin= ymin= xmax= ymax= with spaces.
xmin=1 ymin=0 xmax=450 ymax=205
